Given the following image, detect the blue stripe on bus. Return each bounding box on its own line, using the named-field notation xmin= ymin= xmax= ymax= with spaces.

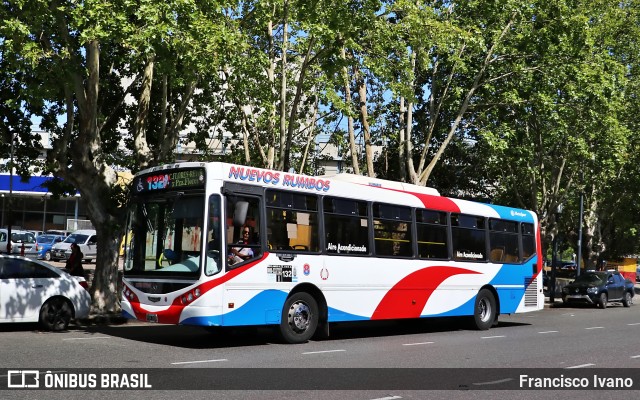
xmin=485 ymin=204 xmax=534 ymax=222
xmin=181 ymin=290 xmax=288 ymax=326
xmin=420 ymin=287 xmax=523 ymax=318
xmin=327 ymin=308 xmax=369 ymax=322
xmin=489 ymin=260 xmax=536 ymax=286
xmin=422 ymin=296 xmax=476 ymax=317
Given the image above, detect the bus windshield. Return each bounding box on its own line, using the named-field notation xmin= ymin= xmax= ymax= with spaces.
xmin=123 ymin=193 xmax=221 ymax=278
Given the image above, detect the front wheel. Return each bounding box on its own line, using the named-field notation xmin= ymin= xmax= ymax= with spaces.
xmin=622 ymin=292 xmax=633 ymax=307
xmin=598 ymin=292 xmax=608 ymax=309
xmin=279 ymin=292 xmax=319 ymax=344
xmin=472 ymin=289 xmax=496 ymax=330
xmin=39 ymin=298 xmax=73 ymax=331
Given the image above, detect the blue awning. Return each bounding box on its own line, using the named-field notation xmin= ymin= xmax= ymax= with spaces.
xmin=0 ymin=174 xmax=54 ymax=194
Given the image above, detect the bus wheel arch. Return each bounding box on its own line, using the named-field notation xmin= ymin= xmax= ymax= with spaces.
xmin=278 ymin=284 xmax=326 ymax=344
xmin=472 ymin=286 xmax=499 ymax=330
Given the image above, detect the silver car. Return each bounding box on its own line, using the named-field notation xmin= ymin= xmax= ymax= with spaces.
xmin=0 ymin=229 xmax=38 ymax=257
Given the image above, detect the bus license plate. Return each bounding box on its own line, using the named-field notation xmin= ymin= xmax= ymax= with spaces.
xmin=146 ymin=314 xmax=158 ymax=323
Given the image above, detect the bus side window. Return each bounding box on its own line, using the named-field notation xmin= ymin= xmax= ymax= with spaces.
xmin=266 ymin=190 xmax=319 ymax=253
xmin=226 ymin=196 xmax=262 ymax=267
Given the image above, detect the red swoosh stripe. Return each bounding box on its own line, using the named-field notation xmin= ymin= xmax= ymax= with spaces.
xmin=371 ymin=266 xmax=480 ymax=320
xmin=125 ymin=253 xmax=269 ymax=324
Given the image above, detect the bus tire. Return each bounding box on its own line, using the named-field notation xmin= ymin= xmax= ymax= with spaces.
xmin=472 ymin=289 xmax=496 ymax=331
xmin=279 ymin=292 xmax=318 ymax=344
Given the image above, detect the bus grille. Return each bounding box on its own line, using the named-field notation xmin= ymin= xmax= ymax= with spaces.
xmin=524 ymin=277 xmax=538 ymax=307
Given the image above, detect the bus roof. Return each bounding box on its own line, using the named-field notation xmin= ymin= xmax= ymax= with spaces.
xmin=133 ymin=162 xmax=536 ymax=223
xmin=324 ymin=173 xmax=440 ymax=196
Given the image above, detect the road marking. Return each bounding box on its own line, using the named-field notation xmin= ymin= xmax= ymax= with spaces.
xmin=585 ymin=327 xmax=604 ymax=330
xmin=302 ymin=349 xmax=346 ymax=355
xmin=481 ymin=335 xmax=505 ymax=339
xmin=62 ymin=336 xmax=111 ymax=341
xmin=170 ymin=359 xmax=228 ymax=365
xmin=538 ymin=331 xmax=558 ymax=334
xmin=631 ymin=355 xmax=640 ymax=359
xmin=565 ymin=364 xmax=595 ymax=369
xmin=369 ymin=397 xmax=402 ymax=400
xmin=627 ymin=323 xmax=640 ymax=326
xmin=402 ymin=342 xmax=434 ymax=346
xmin=472 ymin=378 xmax=514 ymax=386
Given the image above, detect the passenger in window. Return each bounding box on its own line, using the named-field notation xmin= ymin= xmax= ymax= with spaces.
xmin=229 ymin=226 xmax=255 ymax=264
xmin=392 ymin=241 xmax=402 ymax=256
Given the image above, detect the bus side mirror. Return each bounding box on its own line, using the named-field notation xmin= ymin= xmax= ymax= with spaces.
xmin=233 ymin=201 xmax=249 ymax=227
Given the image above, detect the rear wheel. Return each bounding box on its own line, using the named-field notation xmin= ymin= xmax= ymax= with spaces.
xmin=44 ymin=251 xmax=51 ymax=261
xmin=472 ymin=289 xmax=496 ymax=330
xmin=622 ymin=292 xmax=633 ymax=307
xmin=279 ymin=292 xmax=318 ymax=344
xmin=598 ymin=292 xmax=608 ymax=309
xmin=39 ymin=298 xmax=73 ymax=331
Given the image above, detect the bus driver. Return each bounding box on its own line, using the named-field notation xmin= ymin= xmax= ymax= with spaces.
xmin=228 ymin=226 xmax=254 ymax=264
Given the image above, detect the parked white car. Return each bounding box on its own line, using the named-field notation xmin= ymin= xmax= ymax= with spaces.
xmin=50 ymin=229 xmax=97 ymax=263
xmin=0 ymin=255 xmax=91 ymax=330
xmin=0 ymin=229 xmax=37 ymax=256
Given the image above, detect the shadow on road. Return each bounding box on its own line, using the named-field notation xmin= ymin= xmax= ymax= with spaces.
xmin=74 ymin=316 xmax=531 ymax=349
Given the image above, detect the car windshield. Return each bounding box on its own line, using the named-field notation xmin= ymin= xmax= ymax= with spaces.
xmin=123 ymin=193 xmax=220 ymax=278
xmin=11 ymin=233 xmax=36 ymax=243
xmin=574 ymin=273 xmax=606 ymax=284
xmin=37 ymin=235 xmax=57 ymax=244
xmin=64 ymin=234 xmax=89 ymax=244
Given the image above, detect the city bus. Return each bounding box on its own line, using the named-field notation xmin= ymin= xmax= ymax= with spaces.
xmin=121 ymin=162 xmax=544 ymax=343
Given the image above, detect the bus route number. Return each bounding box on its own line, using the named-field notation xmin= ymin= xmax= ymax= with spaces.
xmin=267 ymin=265 xmax=296 ymax=282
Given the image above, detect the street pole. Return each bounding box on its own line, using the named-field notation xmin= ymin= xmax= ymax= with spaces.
xmin=550 ymin=235 xmax=558 ymax=302
xmin=7 ymin=132 xmax=13 ymax=254
xmin=576 ymin=193 xmax=584 ymax=278
xmin=550 ymin=203 xmax=563 ymax=302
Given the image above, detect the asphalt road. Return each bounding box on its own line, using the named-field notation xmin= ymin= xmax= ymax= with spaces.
xmin=1 ymin=299 xmax=640 ymax=399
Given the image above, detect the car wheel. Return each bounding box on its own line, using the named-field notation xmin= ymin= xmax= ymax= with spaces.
xmin=598 ymin=292 xmax=608 ymax=309
xmin=472 ymin=289 xmax=496 ymax=330
xmin=622 ymin=292 xmax=632 ymax=307
xmin=44 ymin=251 xmax=51 ymax=261
xmin=39 ymin=298 xmax=73 ymax=331
xmin=279 ymin=292 xmax=319 ymax=344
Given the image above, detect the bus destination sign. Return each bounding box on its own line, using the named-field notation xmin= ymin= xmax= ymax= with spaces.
xmin=134 ymin=168 xmax=205 ymax=194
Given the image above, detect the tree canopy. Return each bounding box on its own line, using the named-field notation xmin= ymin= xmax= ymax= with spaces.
xmin=2 ymin=0 xmax=640 ymax=311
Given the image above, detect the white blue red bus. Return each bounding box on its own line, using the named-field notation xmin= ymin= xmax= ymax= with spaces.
xmin=121 ymin=162 xmax=544 ymax=343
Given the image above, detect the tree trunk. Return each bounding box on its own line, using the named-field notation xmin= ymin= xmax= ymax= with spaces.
xmin=342 ymin=47 xmax=360 ymax=175
xmin=277 ymin=2 xmax=289 ymax=171
xmin=357 ymin=76 xmax=374 ymax=177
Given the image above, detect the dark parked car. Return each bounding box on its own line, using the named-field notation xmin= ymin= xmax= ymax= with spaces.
xmin=562 ymin=271 xmax=634 ymax=308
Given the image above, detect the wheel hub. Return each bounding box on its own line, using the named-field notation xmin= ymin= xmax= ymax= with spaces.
xmin=288 ymin=301 xmax=311 ymax=333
